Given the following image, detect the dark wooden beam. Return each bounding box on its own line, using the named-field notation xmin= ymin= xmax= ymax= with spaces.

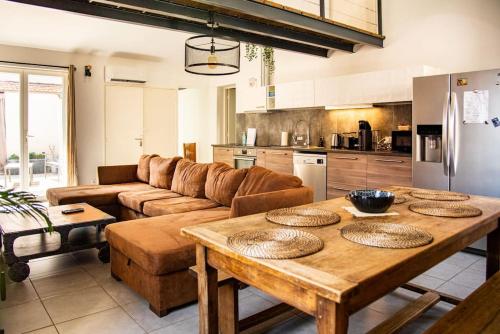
xmin=8 ymin=0 xmax=332 ymax=57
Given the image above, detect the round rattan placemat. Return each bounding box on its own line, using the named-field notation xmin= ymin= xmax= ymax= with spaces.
xmin=393 ymin=195 xmax=408 ymax=205
xmin=266 ymin=207 xmax=341 ymax=227
xmin=341 ymin=222 xmax=433 ymax=249
xmin=410 ymin=190 xmax=470 ymax=201
xmin=409 ymin=201 xmax=482 ymax=218
xmin=227 ymin=228 xmax=324 ymax=259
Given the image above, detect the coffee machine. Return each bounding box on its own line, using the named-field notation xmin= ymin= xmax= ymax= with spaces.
xmin=358 ymin=120 xmax=372 ymax=151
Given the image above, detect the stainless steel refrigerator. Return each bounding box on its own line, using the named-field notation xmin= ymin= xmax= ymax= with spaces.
xmin=413 ymin=68 xmax=500 ymax=251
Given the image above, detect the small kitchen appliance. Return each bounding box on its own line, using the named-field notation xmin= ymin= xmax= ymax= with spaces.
xmin=358 ymin=120 xmax=372 ymax=151
xmin=331 ymin=133 xmax=343 ymax=149
xmin=391 ymin=130 xmax=412 ymax=153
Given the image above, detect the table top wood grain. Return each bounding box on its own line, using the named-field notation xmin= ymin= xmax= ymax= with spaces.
xmin=181 ymin=187 xmax=500 ymax=310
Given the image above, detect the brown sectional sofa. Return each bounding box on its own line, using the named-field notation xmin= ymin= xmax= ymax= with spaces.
xmin=47 ymin=154 xmax=313 ymax=316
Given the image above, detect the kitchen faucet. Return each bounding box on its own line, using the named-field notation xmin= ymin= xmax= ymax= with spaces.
xmin=292 ymin=119 xmax=310 ymax=146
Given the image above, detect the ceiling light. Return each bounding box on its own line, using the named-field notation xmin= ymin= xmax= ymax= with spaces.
xmin=185 ymin=14 xmax=240 ymax=76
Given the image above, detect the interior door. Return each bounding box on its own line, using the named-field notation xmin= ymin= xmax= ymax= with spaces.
xmin=105 ymin=85 xmax=143 ymax=165
xmin=450 ymin=69 xmax=500 ymax=197
xmin=143 ymin=87 xmax=178 ymax=157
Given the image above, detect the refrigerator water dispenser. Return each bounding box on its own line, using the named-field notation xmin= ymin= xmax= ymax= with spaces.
xmin=416 ymin=125 xmax=442 ymax=163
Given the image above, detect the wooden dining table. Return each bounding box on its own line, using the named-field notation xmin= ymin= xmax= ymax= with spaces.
xmin=181 ymin=187 xmax=500 ymax=333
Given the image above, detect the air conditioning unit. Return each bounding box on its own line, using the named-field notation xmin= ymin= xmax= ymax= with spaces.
xmin=105 ymin=66 xmax=147 ymax=84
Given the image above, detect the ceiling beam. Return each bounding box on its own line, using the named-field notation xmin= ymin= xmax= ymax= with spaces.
xmin=103 ymin=0 xmax=355 ymax=52
xmin=189 ymin=0 xmax=384 ymax=47
xmin=8 ymin=0 xmax=333 ymax=57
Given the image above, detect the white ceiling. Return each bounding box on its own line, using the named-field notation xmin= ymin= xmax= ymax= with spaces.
xmin=0 ymin=0 xmax=195 ymax=60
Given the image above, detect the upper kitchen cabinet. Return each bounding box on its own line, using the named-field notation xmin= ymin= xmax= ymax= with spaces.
xmin=236 ymin=83 xmax=267 ymax=113
xmin=274 ymin=80 xmax=315 ymax=109
xmin=315 ymin=66 xmax=441 ymax=107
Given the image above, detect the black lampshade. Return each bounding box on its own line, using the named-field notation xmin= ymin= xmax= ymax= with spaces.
xmin=185 ymin=35 xmax=240 ymax=76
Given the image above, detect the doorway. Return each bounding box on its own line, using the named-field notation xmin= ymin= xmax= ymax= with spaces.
xmin=217 ymin=85 xmax=237 ymax=144
xmin=0 ymin=67 xmax=67 ymax=197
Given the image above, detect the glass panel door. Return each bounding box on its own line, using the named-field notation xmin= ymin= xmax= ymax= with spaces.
xmin=26 ymin=73 xmax=67 ymax=197
xmin=0 ymin=70 xmax=22 ymax=189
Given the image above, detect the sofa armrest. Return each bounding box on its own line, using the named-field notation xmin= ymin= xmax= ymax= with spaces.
xmin=97 ymin=165 xmax=139 ymax=185
xmin=229 ymin=187 xmax=314 ymax=218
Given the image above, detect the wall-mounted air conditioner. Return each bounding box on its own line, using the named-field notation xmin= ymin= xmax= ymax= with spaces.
xmin=105 ymin=66 xmax=147 ymax=84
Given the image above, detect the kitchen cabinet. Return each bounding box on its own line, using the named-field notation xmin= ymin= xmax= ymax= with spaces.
xmin=274 ymin=80 xmax=315 ymax=109
xmin=366 ymin=155 xmax=412 ymax=189
xmin=327 ymin=153 xmax=367 ymax=199
xmin=256 ymin=149 xmax=293 ymax=175
xmin=213 ymin=147 xmax=234 ymax=167
xmin=236 ymin=83 xmax=267 ymax=113
xmin=327 ymin=152 xmax=413 ymax=198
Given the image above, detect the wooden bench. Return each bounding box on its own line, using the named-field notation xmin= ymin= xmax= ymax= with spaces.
xmin=424 ymin=271 xmax=500 ymax=334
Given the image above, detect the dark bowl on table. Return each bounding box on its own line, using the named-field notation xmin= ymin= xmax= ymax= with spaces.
xmin=347 ymin=189 xmax=395 ymax=213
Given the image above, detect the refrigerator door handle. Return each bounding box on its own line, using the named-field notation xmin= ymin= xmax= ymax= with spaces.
xmin=442 ymin=92 xmax=450 ymax=176
xmin=450 ymin=92 xmax=460 ymax=176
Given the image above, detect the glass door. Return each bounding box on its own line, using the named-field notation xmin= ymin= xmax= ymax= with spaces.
xmin=0 ymin=66 xmax=67 ymax=197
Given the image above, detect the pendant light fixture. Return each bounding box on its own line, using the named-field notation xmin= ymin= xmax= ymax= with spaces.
xmin=185 ymin=13 xmax=240 ymax=76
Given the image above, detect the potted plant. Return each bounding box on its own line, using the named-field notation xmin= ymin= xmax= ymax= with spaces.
xmin=0 ymin=188 xmax=51 ymax=301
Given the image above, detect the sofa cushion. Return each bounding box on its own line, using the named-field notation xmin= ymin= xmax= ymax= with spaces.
xmin=205 ymin=163 xmax=248 ymax=207
xmin=171 ymin=159 xmax=210 ymax=198
xmin=118 ymin=189 xmax=182 ymax=212
xmin=46 ymin=182 xmax=154 ymax=207
xmin=143 ymin=196 xmax=220 ymax=217
xmin=105 ymin=207 xmax=230 ymax=275
xmin=235 ymin=165 xmax=303 ymax=197
xmin=149 ymin=156 xmax=182 ymax=189
xmin=137 ymin=154 xmax=158 ymax=183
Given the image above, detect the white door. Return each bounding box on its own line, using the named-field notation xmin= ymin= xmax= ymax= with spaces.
xmin=105 ymin=85 xmax=143 ymax=165
xmin=143 ymin=87 xmax=178 ymax=157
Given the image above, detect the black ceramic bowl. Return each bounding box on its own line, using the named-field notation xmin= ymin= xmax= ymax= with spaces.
xmin=347 ymin=189 xmax=395 ymax=213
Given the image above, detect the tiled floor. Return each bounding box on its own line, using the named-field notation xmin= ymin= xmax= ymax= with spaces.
xmin=0 ymin=249 xmax=485 ymax=333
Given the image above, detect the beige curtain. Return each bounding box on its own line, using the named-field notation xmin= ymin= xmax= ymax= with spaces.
xmin=66 ymin=65 xmax=78 ymax=186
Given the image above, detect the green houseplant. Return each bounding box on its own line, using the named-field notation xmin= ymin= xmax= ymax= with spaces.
xmin=0 ymin=188 xmax=52 ymax=300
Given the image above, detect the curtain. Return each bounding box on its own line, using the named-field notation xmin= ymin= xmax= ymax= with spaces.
xmin=66 ymin=65 xmax=78 ymax=186
xmin=0 ymin=92 xmax=6 ymax=170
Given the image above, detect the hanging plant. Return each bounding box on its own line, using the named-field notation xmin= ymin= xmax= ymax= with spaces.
xmin=244 ymin=43 xmax=275 ymax=75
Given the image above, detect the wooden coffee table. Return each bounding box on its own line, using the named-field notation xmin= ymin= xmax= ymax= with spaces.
xmin=0 ymin=203 xmax=116 ymax=282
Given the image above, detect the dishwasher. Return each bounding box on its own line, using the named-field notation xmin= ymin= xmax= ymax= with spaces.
xmin=293 ymin=152 xmax=327 ymax=202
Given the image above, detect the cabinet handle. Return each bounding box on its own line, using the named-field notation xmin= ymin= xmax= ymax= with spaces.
xmin=335 ymin=156 xmax=358 ymax=160
xmin=375 ymin=159 xmax=405 ymax=163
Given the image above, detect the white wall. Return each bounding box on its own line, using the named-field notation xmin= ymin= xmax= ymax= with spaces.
xmin=0 ymin=44 xmax=210 ymax=184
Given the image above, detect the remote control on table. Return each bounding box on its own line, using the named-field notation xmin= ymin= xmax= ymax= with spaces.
xmin=61 ymin=207 xmax=85 ymax=214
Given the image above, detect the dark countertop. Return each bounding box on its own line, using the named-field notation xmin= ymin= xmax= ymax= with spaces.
xmin=212 ymin=144 xmax=412 ymax=157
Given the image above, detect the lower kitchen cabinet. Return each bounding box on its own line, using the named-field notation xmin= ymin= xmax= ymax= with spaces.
xmin=256 ymin=149 xmax=293 ymax=175
xmin=327 ymin=153 xmax=367 ymax=199
xmin=366 ymin=155 xmax=412 ymax=189
xmin=213 ymin=147 xmax=234 ymax=167
xmin=327 ymin=152 xmax=413 ymax=199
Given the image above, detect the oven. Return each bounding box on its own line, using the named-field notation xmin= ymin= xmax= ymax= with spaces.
xmin=233 ymin=148 xmax=256 ymax=169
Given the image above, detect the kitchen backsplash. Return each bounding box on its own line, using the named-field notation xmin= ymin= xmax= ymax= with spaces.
xmin=235 ymin=104 xmax=412 ymax=147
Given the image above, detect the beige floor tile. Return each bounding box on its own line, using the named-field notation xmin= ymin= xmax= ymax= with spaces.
xmin=0 ymin=279 xmax=39 ymax=309
xmin=122 ymin=300 xmax=197 ymax=332
xmin=80 ymin=262 xmax=112 ymax=283
xmin=436 ymin=281 xmax=475 ymax=299
xmin=29 ymin=254 xmax=81 ymax=278
xmin=32 ymin=268 xmax=97 ymax=299
xmin=409 ymin=274 xmax=446 ymax=290
xmin=100 ymin=276 xmax=144 ymax=306
xmin=56 ymin=307 xmax=145 ymax=334
xmin=43 ymin=286 xmax=117 ymax=324
xmin=0 ymin=300 xmax=52 ymax=334
xmin=26 ymin=326 xmax=59 ymax=334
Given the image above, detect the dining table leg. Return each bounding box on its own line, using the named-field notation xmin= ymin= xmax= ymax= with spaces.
xmin=316 ymin=296 xmax=348 ymax=334
xmin=218 ymin=282 xmax=239 ymax=334
xmin=196 ymin=244 xmax=219 ymax=334
xmin=486 ymin=222 xmax=500 ymax=279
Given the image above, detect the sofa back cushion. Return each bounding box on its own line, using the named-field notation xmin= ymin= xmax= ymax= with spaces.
xmin=149 ymin=156 xmax=182 ymax=189
xmin=137 ymin=154 xmax=158 ymax=183
xmin=171 ymin=159 xmax=210 ymax=198
xmin=205 ymin=163 xmax=248 ymax=207
xmin=235 ymin=165 xmax=303 ymax=197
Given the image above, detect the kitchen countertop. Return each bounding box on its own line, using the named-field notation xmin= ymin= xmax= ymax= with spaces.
xmin=212 ymin=144 xmax=412 ymax=157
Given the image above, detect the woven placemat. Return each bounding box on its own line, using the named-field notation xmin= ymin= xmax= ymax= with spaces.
xmin=341 ymin=222 xmax=433 ymax=249
xmin=409 ymin=201 xmax=482 ymax=218
xmin=227 ymin=228 xmax=324 ymax=259
xmin=266 ymin=207 xmax=341 ymax=227
xmin=393 ymin=195 xmax=408 ymax=205
xmin=410 ymin=190 xmax=470 ymax=201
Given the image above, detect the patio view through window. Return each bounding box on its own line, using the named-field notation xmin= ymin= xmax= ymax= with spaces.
xmin=0 ymin=67 xmax=67 ymax=198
